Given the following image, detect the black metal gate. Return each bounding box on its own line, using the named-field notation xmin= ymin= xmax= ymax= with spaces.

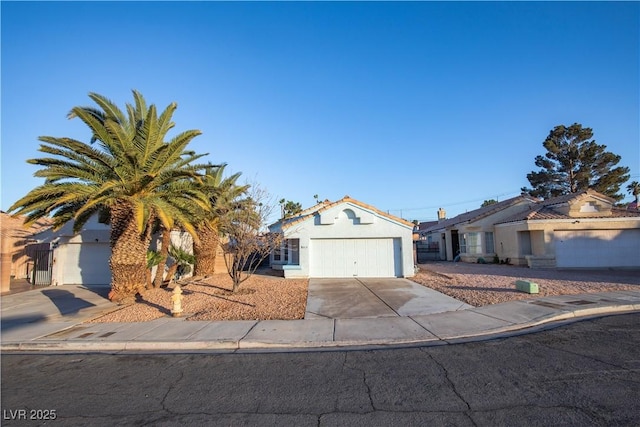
xmin=415 ymin=241 xmax=441 ymax=263
xmin=29 ymin=249 xmax=53 ymax=287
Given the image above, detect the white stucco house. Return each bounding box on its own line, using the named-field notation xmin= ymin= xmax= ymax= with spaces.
xmin=268 ymin=196 xmax=415 ymax=278
xmin=28 ymin=214 xmax=194 ymax=286
xmin=30 ymin=214 xmax=112 ymax=286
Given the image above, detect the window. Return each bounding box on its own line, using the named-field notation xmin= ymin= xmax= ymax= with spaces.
xmin=460 ymin=232 xmax=482 ymax=254
xmin=288 ymin=239 xmax=299 ymax=265
xmin=274 ymin=239 xmax=300 ymax=265
xmin=467 ymin=233 xmax=481 ymax=254
xmin=484 ymin=232 xmax=495 ymax=253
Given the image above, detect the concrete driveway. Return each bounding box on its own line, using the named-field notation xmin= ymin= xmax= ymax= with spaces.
xmin=305 ymin=278 xmax=472 ymax=319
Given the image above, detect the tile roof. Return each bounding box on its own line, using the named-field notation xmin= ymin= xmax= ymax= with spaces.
xmin=420 ymin=189 xmax=638 ymax=229
xmin=416 ymin=221 xmax=438 ymax=231
xmin=422 ymin=195 xmax=538 ymax=233
xmin=495 ymin=190 xmax=640 ymax=224
xmin=271 ymin=196 xmax=415 ymax=230
xmin=538 ymin=188 xmax=615 ymax=207
xmin=498 ymin=206 xmax=640 ymax=223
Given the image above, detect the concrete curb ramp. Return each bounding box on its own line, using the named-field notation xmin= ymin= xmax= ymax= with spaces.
xmin=2 ymin=290 xmax=639 ymax=353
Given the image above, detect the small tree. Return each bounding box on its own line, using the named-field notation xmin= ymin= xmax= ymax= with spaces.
xmin=168 ymin=245 xmax=196 ymax=281
xmin=146 ymin=250 xmax=165 ymax=289
xmin=222 ymin=187 xmax=283 ymax=292
xmin=279 ymin=199 xmax=302 ymax=218
xmin=481 ymin=199 xmax=498 ymax=207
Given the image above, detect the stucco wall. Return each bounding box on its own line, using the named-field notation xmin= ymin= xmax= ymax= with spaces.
xmin=49 ymin=215 xmax=110 ymax=286
xmin=278 ymin=202 xmax=414 ymax=278
xmin=495 ymin=217 xmax=640 ymax=267
xmin=448 ymin=200 xmax=535 ymax=262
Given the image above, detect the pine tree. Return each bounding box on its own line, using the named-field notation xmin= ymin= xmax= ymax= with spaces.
xmin=522 ymin=123 xmax=630 ymax=201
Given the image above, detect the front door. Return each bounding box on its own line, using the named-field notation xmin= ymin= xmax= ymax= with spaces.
xmin=451 ymin=230 xmax=460 ymax=259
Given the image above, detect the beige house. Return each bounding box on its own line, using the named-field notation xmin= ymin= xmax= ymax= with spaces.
xmin=420 ymin=195 xmax=539 ymax=263
xmin=419 ymin=190 xmax=640 ymax=269
xmin=495 ymin=190 xmax=640 ymax=268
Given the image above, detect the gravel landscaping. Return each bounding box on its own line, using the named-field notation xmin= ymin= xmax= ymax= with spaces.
xmin=413 ymin=262 xmax=640 ymax=307
xmin=89 ymin=270 xmax=308 ymax=323
xmin=89 ymin=263 xmax=639 ymax=323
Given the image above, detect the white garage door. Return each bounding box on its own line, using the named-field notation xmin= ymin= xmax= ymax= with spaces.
xmin=62 ymin=243 xmax=112 ymax=285
xmin=555 ymin=229 xmax=640 ymax=268
xmin=310 ymin=238 xmax=401 ymax=278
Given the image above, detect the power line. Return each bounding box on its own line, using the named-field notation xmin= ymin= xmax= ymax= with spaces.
xmin=387 ymin=191 xmax=521 ymax=213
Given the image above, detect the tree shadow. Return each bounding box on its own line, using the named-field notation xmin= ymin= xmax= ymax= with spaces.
xmin=0 ymin=314 xmax=47 ymax=332
xmin=447 ymin=285 xmax=522 ymax=293
xmin=134 ymin=293 xmax=171 ymax=315
xmin=41 ymin=288 xmax=96 ymax=316
xmin=419 ymin=261 xmax=640 ymax=286
xmin=185 ymin=289 xmax=256 ymax=307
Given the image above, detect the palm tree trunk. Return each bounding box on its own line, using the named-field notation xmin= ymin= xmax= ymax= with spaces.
xmin=109 ymin=203 xmax=151 ymax=304
xmin=165 ymin=263 xmax=178 ymax=284
xmin=153 ymin=228 xmax=171 ymax=288
xmin=193 ymin=222 xmax=220 ymax=276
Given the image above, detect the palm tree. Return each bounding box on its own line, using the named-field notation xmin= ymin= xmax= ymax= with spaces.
xmin=146 ymin=249 xmax=165 ymax=289
xmin=192 ymin=164 xmax=249 ymax=277
xmin=152 ymin=224 xmax=173 ymax=288
xmin=8 ymin=91 xmax=211 ymax=304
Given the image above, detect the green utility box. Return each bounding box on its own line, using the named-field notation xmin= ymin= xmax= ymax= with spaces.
xmin=515 ymin=280 xmax=539 ymax=294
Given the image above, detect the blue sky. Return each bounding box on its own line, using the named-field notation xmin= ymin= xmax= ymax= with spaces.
xmin=2 ymin=1 xmax=638 ymax=223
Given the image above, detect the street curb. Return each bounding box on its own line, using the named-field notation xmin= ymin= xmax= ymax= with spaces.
xmin=2 ymin=306 xmax=638 ymax=354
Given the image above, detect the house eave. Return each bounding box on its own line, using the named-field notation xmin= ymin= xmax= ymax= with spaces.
xmin=495 ymin=216 xmax=640 ymax=227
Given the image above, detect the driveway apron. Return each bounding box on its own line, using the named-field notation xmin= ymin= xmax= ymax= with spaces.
xmin=305 ymin=278 xmax=471 ymax=319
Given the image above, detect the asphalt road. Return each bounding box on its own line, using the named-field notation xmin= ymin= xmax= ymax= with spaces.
xmin=2 ymin=313 xmax=639 ymax=426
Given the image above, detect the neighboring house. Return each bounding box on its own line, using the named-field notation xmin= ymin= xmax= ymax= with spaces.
xmin=414 ymin=219 xmax=438 ymax=241
xmin=1 ymin=212 xmax=53 ymax=291
xmin=29 ymin=214 xmax=112 ymax=286
xmin=421 ymin=195 xmax=539 ymax=263
xmin=28 ymin=214 xmax=194 ymax=286
xmin=495 ymin=190 xmax=640 ymax=269
xmin=414 ymin=219 xmax=440 ymax=263
xmin=419 ymin=190 xmax=640 ymax=269
xmin=268 ymin=196 xmax=415 ymax=279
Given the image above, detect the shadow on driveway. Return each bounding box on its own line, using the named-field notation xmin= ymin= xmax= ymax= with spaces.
xmin=41 ymin=288 xmax=97 ymax=316
xmin=0 ymin=314 xmax=47 ymax=332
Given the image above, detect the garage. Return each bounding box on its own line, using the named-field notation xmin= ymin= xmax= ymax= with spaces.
xmin=555 ymin=229 xmax=640 ymax=268
xmin=269 ymin=197 xmax=415 ymax=279
xmin=310 ymin=238 xmax=401 ymax=278
xmin=61 ymin=242 xmax=112 ymax=285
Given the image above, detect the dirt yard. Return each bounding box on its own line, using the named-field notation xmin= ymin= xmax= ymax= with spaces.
xmin=89 ymin=263 xmax=639 ymax=323
xmin=413 ymin=262 xmax=639 ymax=307
xmin=89 ymin=271 xmax=308 ymax=323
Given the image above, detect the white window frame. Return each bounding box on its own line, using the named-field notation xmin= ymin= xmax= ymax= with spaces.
xmin=274 ymin=238 xmax=300 ymax=265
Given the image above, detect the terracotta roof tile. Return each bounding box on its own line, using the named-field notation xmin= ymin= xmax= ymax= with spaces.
xmin=422 ymin=195 xmax=537 ymax=232
xmin=272 ymin=196 xmax=414 ymax=230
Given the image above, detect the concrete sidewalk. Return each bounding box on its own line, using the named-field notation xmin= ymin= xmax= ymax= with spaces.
xmin=1 ymin=284 xmax=639 ymax=353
